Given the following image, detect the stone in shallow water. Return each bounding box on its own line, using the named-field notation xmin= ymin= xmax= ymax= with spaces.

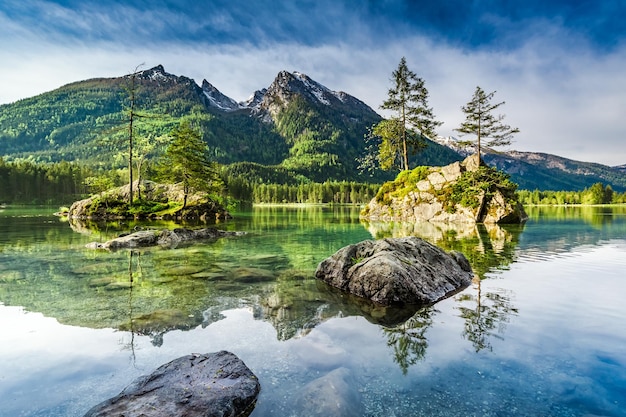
xmin=83 ymin=351 xmax=259 ymax=417
xmin=230 ymin=267 xmax=276 ymax=283
xmin=292 ymin=367 xmax=364 ymax=417
xmin=315 ymin=236 xmax=473 ymax=306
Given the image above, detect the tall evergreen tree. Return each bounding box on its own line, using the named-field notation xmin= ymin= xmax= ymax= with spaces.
xmin=455 ymin=86 xmax=519 ymax=162
xmin=123 ymin=64 xmax=145 ymax=205
xmin=159 ymin=121 xmax=220 ymax=208
xmin=378 ymin=57 xmax=442 ymax=171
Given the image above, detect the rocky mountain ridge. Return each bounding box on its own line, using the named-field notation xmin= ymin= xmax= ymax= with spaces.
xmin=1 ymin=64 xmax=625 ymax=190
xmin=434 ymin=136 xmax=626 ymax=191
xmin=135 ymin=65 xmax=378 ymax=124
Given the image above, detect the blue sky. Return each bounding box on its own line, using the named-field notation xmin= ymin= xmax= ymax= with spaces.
xmin=1 ymin=0 xmax=625 ymax=165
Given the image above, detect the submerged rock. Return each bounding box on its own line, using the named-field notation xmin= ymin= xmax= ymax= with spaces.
xmin=315 ymin=237 xmax=473 ymax=306
xmin=292 ymin=367 xmax=364 ymax=417
xmin=86 ymin=227 xmax=245 ymax=250
xmin=83 ymin=351 xmax=259 ymax=417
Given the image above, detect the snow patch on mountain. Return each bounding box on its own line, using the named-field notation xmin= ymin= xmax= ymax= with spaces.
xmin=145 ymin=65 xmax=169 ymax=82
xmin=202 ymin=80 xmax=242 ymax=111
xmin=433 ymin=136 xmax=474 ymax=157
xmin=292 ymin=71 xmax=331 ymax=105
xmin=241 ymin=89 xmax=267 ymax=108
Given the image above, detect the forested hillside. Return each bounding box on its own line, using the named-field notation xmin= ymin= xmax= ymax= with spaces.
xmin=0 ymin=65 xmax=462 ymax=199
xmin=2 ymin=64 xmax=624 ymax=205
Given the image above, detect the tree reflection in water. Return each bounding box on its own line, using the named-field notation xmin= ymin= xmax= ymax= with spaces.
xmin=456 ymin=277 xmax=518 ymax=352
xmin=382 ymin=306 xmax=434 ymax=374
xmin=363 ymin=218 xmax=522 ymax=365
xmin=119 ymin=250 xmax=139 ymax=363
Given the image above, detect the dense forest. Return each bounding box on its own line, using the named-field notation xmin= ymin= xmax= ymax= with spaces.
xmin=0 ymin=158 xmax=381 ymax=205
xmin=1 ymin=157 xmax=624 ymax=206
xmin=0 ymin=159 xmax=89 ymax=204
xmin=517 ymin=184 xmax=626 ymax=205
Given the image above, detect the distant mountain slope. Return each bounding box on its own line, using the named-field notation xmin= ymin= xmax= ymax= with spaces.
xmin=434 ymin=137 xmax=626 ymax=192
xmin=0 ymin=65 xmax=209 ymax=162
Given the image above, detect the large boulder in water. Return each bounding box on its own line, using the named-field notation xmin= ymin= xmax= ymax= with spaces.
xmin=315 ymin=237 xmax=473 ymax=306
xmin=83 ymin=351 xmax=260 ymax=417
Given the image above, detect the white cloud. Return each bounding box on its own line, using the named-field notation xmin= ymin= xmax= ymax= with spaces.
xmin=1 ymin=21 xmax=625 ymax=166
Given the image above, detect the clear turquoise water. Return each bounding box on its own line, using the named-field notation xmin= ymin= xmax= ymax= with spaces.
xmin=0 ymin=205 xmax=625 ymax=416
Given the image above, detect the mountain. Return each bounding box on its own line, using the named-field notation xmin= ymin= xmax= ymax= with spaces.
xmin=1 ymin=65 xmax=623 ymax=190
xmin=0 ymin=65 xmax=460 ymax=183
xmin=434 ymin=137 xmax=626 ymax=192
xmin=614 ymin=164 xmax=626 ymax=175
xmin=201 ymin=80 xmax=243 ymax=112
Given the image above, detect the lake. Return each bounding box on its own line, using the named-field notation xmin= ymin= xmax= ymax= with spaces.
xmin=1 ymin=205 xmax=625 ymax=416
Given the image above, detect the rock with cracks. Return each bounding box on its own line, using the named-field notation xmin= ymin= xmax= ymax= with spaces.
xmin=361 ymin=154 xmax=528 ymax=224
xmin=83 ymin=351 xmax=260 ymax=417
xmin=85 ymin=227 xmax=245 ymax=250
xmin=315 ymin=237 xmax=473 ymax=306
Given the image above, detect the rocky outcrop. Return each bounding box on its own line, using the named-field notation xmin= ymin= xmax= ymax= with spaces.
xmin=68 ymin=180 xmax=231 ymax=221
xmin=83 ymin=351 xmax=260 ymax=417
xmin=85 ymin=227 xmax=245 ymax=250
xmin=315 ymin=237 xmax=473 ymax=306
xmin=361 ymin=154 xmax=527 ymax=224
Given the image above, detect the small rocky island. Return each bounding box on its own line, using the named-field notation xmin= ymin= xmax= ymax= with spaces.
xmin=67 ymin=180 xmax=231 ymax=221
xmin=361 ymin=154 xmax=527 ymax=224
xmin=316 ymin=236 xmax=473 ymax=306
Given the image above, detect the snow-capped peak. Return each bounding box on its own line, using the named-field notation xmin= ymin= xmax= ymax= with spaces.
xmin=291 ymin=71 xmax=332 ymax=105
xmin=433 ymin=136 xmax=475 ymax=157
xmin=201 ymin=80 xmax=242 ymax=112
xmin=241 ymin=88 xmax=267 ymax=108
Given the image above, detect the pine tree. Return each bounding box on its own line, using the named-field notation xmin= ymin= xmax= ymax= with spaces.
xmin=455 ymin=86 xmax=519 ymax=162
xmin=378 ymin=57 xmax=442 ymax=171
xmin=159 ymin=121 xmax=220 ymax=208
xmin=122 ymin=64 xmax=144 ymax=205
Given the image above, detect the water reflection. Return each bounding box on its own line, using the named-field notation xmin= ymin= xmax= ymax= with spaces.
xmin=362 ymin=219 xmax=524 ymax=278
xmin=360 ymin=219 xmax=524 ymax=362
xmin=3 ymin=206 xmax=626 ymax=416
xmin=382 ymin=306 xmax=434 ymax=374
xmin=3 ymin=205 xmax=626 ymax=376
xmin=519 ymin=206 xmax=626 ymax=258
xmin=526 ymin=205 xmax=622 ymax=227
xmin=456 ymin=277 xmax=518 ymax=352
xmin=1 ymin=206 xmax=525 ymax=376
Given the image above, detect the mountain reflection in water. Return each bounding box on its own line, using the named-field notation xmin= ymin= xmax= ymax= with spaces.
xmin=1 ymin=205 xmax=625 ymax=416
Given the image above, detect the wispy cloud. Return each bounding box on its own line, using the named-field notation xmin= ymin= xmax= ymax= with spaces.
xmin=1 ymin=0 xmax=625 ymax=165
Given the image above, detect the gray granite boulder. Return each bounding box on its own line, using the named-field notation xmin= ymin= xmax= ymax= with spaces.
xmin=83 ymin=351 xmax=259 ymax=417
xmin=315 ymin=237 xmax=473 ymax=306
xmin=85 ymin=227 xmax=245 ymax=250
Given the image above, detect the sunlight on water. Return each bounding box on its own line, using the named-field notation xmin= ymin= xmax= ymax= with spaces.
xmin=1 ymin=205 xmax=625 ymax=416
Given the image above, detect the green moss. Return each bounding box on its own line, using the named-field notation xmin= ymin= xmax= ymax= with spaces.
xmin=372 ymin=163 xmax=521 ymax=215
xmin=350 ymin=256 xmax=365 ymax=265
xmin=436 ymin=165 xmax=519 ymax=211
xmin=84 ymin=197 xmax=185 ymax=218
xmin=374 ymin=166 xmax=430 ymax=206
